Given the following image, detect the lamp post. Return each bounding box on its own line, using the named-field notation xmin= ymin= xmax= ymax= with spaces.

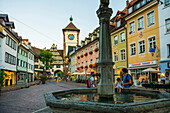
xmin=97 ymin=0 xmax=114 ymax=100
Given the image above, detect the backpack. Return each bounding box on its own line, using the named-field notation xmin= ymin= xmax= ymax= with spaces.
xmin=87 ymin=79 xmax=91 ymax=88
xmin=126 ymin=74 xmax=133 ymax=86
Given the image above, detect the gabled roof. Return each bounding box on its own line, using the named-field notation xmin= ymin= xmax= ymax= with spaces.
xmin=6 ymin=21 xmax=15 ymax=29
xmin=0 ymin=14 xmax=9 ymax=22
xmin=63 ymin=22 xmax=80 ymax=32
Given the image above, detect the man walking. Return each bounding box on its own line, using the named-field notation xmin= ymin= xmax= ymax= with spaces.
xmin=122 ymin=68 xmax=132 ymax=88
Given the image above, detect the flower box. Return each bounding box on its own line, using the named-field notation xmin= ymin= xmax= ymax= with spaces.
xmin=89 ymin=64 xmax=92 ymax=68
xmin=84 ymin=65 xmax=88 ymax=69
xmin=89 ymin=51 xmax=93 ymax=55
xmin=84 ymin=53 xmax=88 ymax=56
xmin=81 ymin=55 xmax=84 ymax=58
xmin=94 ymin=48 xmax=99 ymax=52
xmin=77 ymin=56 xmax=80 ymax=59
xmin=81 ymin=66 xmax=83 ymax=69
xmin=93 ymin=63 xmax=98 ymax=67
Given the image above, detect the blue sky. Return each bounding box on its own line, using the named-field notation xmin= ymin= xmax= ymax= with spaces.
xmin=0 ymin=0 xmax=126 ymax=49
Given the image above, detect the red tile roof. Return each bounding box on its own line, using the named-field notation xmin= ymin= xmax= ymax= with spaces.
xmin=63 ymin=22 xmax=80 ymax=31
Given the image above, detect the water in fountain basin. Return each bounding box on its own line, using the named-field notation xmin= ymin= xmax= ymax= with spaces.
xmin=56 ymin=92 xmax=157 ymax=104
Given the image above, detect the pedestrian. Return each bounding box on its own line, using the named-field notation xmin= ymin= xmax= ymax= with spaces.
xmin=90 ymin=75 xmax=95 ymax=88
xmin=115 ymin=78 xmax=124 ymax=93
xmin=122 ymin=68 xmax=132 ymax=88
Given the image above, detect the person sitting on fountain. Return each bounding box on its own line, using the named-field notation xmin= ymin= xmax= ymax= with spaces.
xmin=122 ymin=68 xmax=132 ymax=88
xmin=90 ymin=75 xmax=95 ymax=88
xmin=115 ymin=78 xmax=124 ymax=93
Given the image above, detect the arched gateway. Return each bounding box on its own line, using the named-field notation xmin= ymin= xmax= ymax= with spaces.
xmin=54 ymin=70 xmax=63 ymax=78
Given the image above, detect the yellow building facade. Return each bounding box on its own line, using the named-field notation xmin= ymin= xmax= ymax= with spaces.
xmin=125 ymin=0 xmax=160 ymax=86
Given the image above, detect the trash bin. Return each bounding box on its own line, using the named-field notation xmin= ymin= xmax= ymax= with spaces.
xmin=5 ymin=79 xmax=9 ymax=86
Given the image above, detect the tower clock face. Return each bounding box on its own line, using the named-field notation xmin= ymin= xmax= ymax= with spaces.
xmin=68 ymin=34 xmax=74 ymax=40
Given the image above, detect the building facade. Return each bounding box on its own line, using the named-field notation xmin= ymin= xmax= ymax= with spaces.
xmin=158 ymin=0 xmax=170 ymax=83
xmin=0 ymin=14 xmax=20 ymax=86
xmin=49 ymin=44 xmax=63 ymax=78
xmin=111 ymin=11 xmax=128 ymax=82
xmin=125 ymin=0 xmax=160 ymax=86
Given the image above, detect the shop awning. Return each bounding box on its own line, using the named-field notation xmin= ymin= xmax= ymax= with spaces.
xmin=128 ymin=65 xmax=159 ymax=70
xmin=142 ymin=68 xmax=161 ymax=73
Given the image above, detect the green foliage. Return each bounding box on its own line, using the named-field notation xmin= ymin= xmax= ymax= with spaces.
xmin=150 ymin=81 xmax=156 ymax=84
xmin=40 ymin=50 xmax=54 ymax=70
xmin=0 ymin=71 xmax=9 ymax=86
xmin=165 ymin=82 xmax=170 ymax=85
xmin=40 ymin=75 xmax=48 ymax=82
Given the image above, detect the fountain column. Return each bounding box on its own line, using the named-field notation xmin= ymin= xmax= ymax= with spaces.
xmin=97 ymin=0 xmax=115 ymax=99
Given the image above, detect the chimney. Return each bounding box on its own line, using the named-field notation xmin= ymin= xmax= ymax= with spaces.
xmin=126 ymin=0 xmax=129 ymax=6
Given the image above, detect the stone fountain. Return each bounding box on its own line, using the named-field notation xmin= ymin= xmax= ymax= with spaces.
xmin=44 ymin=0 xmax=170 ymax=112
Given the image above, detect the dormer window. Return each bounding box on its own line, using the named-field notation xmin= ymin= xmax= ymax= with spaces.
xmin=136 ymin=3 xmax=141 ymax=9
xmin=128 ymin=7 xmax=133 ymax=14
xmin=141 ymin=0 xmax=146 ymax=5
xmin=116 ymin=20 xmax=121 ymax=28
xmin=165 ymin=0 xmax=170 ymax=6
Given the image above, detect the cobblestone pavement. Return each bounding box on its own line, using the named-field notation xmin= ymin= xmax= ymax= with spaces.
xmin=0 ymin=80 xmax=86 ymax=113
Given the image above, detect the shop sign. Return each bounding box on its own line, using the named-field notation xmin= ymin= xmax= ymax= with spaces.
xmin=129 ymin=60 xmax=157 ymax=67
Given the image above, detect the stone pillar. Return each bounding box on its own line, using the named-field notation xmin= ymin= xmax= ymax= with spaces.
xmin=97 ymin=1 xmax=114 ymax=99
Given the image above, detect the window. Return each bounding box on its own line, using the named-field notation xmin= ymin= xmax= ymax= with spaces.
xmin=138 ymin=17 xmax=144 ymax=30
xmin=147 ymin=11 xmax=155 ymax=26
xmin=165 ymin=0 xmax=170 ymax=6
xmin=20 ymin=60 xmax=22 ymax=67
xmin=148 ymin=37 xmax=156 ymax=51
xmin=114 ymin=36 xmax=118 ymax=45
xmin=90 ymin=46 xmax=93 ymax=51
xmin=130 ymin=43 xmax=136 ymax=56
xmin=81 ymin=62 xmax=83 ymax=66
xmin=166 ymin=19 xmax=170 ymax=32
xmin=95 ymin=43 xmax=98 ymax=48
xmin=86 ymin=61 xmax=88 ymax=65
xmin=57 ymin=65 xmax=60 ymax=68
xmin=95 ymin=58 xmax=98 ymax=63
xmin=141 ymin=0 xmax=146 ymax=5
xmin=168 ymin=45 xmax=170 ymax=58
xmin=9 ymin=38 xmax=11 ymax=47
xmin=139 ymin=40 xmax=145 ymax=54
xmin=17 ymin=59 xmax=19 ymax=66
xmin=5 ymin=52 xmax=8 ymax=62
xmin=120 ymin=49 xmax=126 ymax=61
xmin=90 ymin=59 xmax=93 ymax=64
xmin=129 ymin=21 xmax=135 ymax=34
xmin=120 ymin=32 xmax=125 ymax=42
xmin=135 ymin=3 xmax=141 ymax=9
xmin=85 ymin=48 xmax=88 ymax=53
xmin=6 ymin=36 xmax=9 ymax=45
xmin=116 ymin=20 xmax=121 ymax=27
xmin=114 ymin=52 xmax=118 ymax=62
xmin=81 ymin=51 xmax=83 ymax=55
xmin=128 ymin=7 xmax=133 ymax=14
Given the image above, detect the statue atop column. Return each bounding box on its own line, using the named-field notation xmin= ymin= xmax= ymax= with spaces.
xmin=100 ymin=0 xmax=109 ymax=7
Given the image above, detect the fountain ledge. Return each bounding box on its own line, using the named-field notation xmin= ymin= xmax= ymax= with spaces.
xmin=44 ymin=88 xmax=170 ymax=113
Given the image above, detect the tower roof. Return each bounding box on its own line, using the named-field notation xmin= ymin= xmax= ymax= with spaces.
xmin=63 ymin=22 xmax=80 ymax=32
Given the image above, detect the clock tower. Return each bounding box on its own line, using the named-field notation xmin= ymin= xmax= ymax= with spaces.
xmin=62 ymin=16 xmax=80 ymax=76
xmin=62 ymin=16 xmax=80 ymax=58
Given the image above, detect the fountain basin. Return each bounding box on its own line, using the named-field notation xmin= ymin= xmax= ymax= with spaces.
xmin=44 ymin=88 xmax=170 ymax=113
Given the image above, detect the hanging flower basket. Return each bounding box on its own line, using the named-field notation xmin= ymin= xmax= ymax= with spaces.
xmin=89 ymin=64 xmax=92 ymax=68
xmin=85 ymin=65 xmax=88 ymax=69
xmin=94 ymin=48 xmax=99 ymax=52
xmin=93 ymin=63 xmax=98 ymax=67
xmin=77 ymin=56 xmax=80 ymax=59
xmin=81 ymin=54 xmax=84 ymax=58
xmin=89 ymin=51 xmax=93 ymax=55
xmin=81 ymin=66 xmax=83 ymax=69
xmin=84 ymin=52 xmax=88 ymax=56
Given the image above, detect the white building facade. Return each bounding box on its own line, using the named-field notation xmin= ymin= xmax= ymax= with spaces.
xmin=158 ymin=0 xmax=170 ymax=83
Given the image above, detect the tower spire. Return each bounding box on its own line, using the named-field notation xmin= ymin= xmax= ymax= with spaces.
xmin=70 ymin=15 xmax=73 ymax=22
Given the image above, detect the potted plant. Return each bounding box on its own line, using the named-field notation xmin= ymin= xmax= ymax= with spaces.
xmin=89 ymin=64 xmax=92 ymax=68
xmin=0 ymin=71 xmax=9 ymax=96
xmin=84 ymin=52 xmax=88 ymax=56
xmin=77 ymin=56 xmax=80 ymax=59
xmin=81 ymin=54 xmax=83 ymax=58
xmin=94 ymin=48 xmax=99 ymax=52
xmin=89 ymin=51 xmax=93 ymax=55
xmin=81 ymin=66 xmax=83 ymax=69
xmin=40 ymin=75 xmax=47 ymax=84
xmin=129 ymin=31 xmax=132 ymax=34
xmin=77 ymin=67 xmax=80 ymax=70
xmin=93 ymin=63 xmax=98 ymax=67
xmin=85 ymin=65 xmax=88 ymax=69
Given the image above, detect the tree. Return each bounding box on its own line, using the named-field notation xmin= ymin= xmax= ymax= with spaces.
xmin=40 ymin=50 xmax=54 ymax=76
xmin=0 ymin=70 xmax=9 ymax=96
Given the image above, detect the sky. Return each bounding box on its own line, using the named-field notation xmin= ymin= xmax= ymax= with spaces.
xmin=0 ymin=0 xmax=126 ymax=50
